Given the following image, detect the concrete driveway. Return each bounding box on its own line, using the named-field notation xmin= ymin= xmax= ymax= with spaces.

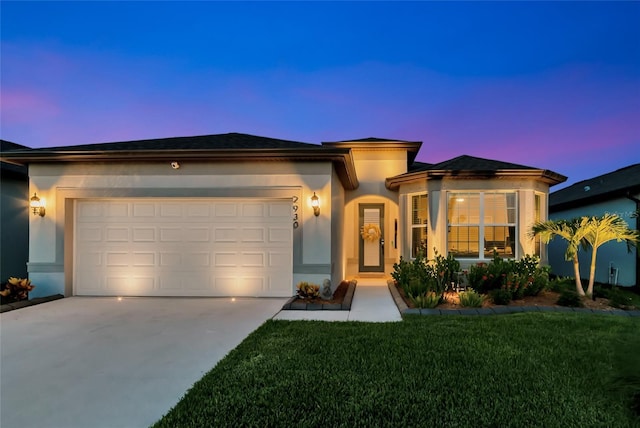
xmin=0 ymin=296 xmax=286 ymax=428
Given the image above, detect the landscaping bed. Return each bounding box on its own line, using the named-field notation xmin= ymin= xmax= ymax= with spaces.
xmin=281 ymin=279 xmax=356 ymax=310
xmin=395 ymin=283 xmax=626 ymax=311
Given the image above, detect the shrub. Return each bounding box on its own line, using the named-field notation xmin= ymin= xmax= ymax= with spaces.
xmin=608 ymin=288 xmax=634 ymax=310
xmin=556 ymin=289 xmax=584 ymax=307
xmin=296 ymin=282 xmax=320 ymax=299
xmin=549 ymin=277 xmax=573 ymax=293
xmin=468 ymin=253 xmax=549 ymax=297
xmin=408 ymin=291 xmax=441 ymax=309
xmin=458 ymin=290 xmax=484 ymax=308
xmin=490 ymin=288 xmax=512 ymax=305
xmin=392 ymin=250 xmax=449 ymax=299
xmin=0 ymin=277 xmax=35 ymax=303
xmin=433 ymin=250 xmax=460 ymax=290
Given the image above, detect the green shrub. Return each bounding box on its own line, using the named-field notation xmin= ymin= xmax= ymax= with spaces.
xmin=409 ymin=291 xmax=441 ymax=309
xmin=608 ymin=288 xmax=634 ymax=309
xmin=556 ymin=289 xmax=584 ymax=307
xmin=459 ymin=290 xmax=484 ymax=308
xmin=467 ymin=253 xmax=549 ymax=296
xmin=549 ymin=277 xmax=573 ymax=293
xmin=433 ymin=250 xmax=460 ymax=290
xmin=392 ymin=250 xmax=451 ymax=299
xmin=490 ymin=288 xmax=512 ymax=305
xmin=593 ymin=283 xmax=612 ymax=299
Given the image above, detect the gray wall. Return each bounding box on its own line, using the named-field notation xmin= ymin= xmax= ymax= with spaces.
xmin=1 ymin=169 xmax=29 ymax=281
xmin=549 ymin=198 xmax=638 ymax=287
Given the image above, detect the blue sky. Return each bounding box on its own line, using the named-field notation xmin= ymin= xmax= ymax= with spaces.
xmin=2 ymin=1 xmax=639 ymax=189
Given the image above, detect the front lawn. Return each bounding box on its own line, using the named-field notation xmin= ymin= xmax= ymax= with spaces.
xmin=154 ymin=314 xmax=639 ymax=427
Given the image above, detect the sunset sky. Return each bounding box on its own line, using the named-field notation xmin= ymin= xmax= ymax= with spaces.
xmin=2 ymin=1 xmax=639 ymax=189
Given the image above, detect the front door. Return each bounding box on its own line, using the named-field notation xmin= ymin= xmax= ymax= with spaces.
xmin=358 ymin=203 xmax=384 ymax=272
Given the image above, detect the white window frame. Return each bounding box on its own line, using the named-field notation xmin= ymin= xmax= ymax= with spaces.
xmin=447 ymin=191 xmax=518 ymax=260
xmin=408 ymin=192 xmax=428 ymax=259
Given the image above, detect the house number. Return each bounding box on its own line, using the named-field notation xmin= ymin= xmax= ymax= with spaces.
xmin=292 ymin=196 xmax=299 ymax=229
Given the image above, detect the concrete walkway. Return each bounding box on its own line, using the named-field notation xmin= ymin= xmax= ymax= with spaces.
xmin=273 ymin=278 xmax=402 ymax=322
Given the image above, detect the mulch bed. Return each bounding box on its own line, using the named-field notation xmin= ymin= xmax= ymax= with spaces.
xmin=282 ymin=280 xmax=356 ymax=310
xmin=395 ymin=283 xmax=622 ymax=311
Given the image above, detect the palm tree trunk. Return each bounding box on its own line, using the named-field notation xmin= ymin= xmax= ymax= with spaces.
xmin=573 ymin=255 xmax=585 ymax=296
xmin=587 ymin=248 xmax=598 ymax=296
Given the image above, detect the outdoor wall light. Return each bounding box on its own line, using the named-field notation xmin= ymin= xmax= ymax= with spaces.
xmin=311 ymin=192 xmax=320 ymax=217
xmin=30 ymin=193 xmax=46 ymax=217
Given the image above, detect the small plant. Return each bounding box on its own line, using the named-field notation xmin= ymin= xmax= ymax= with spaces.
xmin=490 ymin=288 xmax=512 ymax=305
xmin=458 ymin=290 xmax=484 ymax=308
xmin=608 ymin=288 xmax=634 ymax=310
xmin=548 ymin=276 xmax=573 ymax=293
xmin=556 ymin=289 xmax=584 ymax=307
xmin=409 ymin=291 xmax=441 ymax=309
xmin=0 ymin=277 xmax=35 ymax=303
xmin=296 ymin=282 xmax=320 ymax=300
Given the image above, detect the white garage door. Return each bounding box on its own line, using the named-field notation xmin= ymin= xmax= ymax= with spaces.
xmin=74 ymin=198 xmax=293 ymax=297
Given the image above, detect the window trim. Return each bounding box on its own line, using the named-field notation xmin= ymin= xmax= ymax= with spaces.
xmin=408 ymin=192 xmax=428 ymax=260
xmin=447 ymin=191 xmax=518 ymax=260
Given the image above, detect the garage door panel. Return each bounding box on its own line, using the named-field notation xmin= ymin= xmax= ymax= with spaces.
xmin=241 ymin=252 xmax=265 ymax=267
xmin=241 ymin=228 xmax=265 ymax=242
xmin=106 ymin=276 xmax=154 ymax=294
xmin=214 ymin=228 xmax=237 ymax=242
xmin=75 ymin=198 xmax=293 ymax=297
xmin=214 ymin=252 xmax=238 ymax=267
xmin=107 ymin=203 xmax=129 ymax=218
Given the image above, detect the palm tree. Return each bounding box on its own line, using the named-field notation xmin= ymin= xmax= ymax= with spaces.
xmin=530 ymin=217 xmax=590 ymax=296
xmin=582 ymin=213 xmax=639 ymax=296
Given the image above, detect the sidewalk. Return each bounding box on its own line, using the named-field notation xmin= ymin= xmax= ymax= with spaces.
xmin=273 ymin=279 xmax=402 ymax=322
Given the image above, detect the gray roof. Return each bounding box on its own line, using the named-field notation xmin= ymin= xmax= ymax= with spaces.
xmin=550 ymin=164 xmax=640 ymax=211
xmin=18 ymin=132 xmax=319 ymax=152
xmin=1 ymin=140 xmax=29 ymax=176
xmin=324 ymin=137 xmax=421 ymax=144
xmin=0 ymin=133 xmax=361 ymax=190
xmin=428 ymin=155 xmax=540 ymax=171
xmin=386 ymin=154 xmax=566 ymax=189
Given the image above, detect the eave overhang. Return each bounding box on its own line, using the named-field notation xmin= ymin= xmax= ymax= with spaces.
xmin=386 ymin=169 xmax=567 ymax=190
xmin=1 ymin=147 xmax=360 ymax=190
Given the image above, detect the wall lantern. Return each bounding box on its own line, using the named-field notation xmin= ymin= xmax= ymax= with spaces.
xmin=30 ymin=193 xmax=46 ymax=217
xmin=311 ymin=192 xmax=320 ymax=217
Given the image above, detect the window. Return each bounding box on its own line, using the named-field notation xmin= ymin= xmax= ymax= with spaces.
xmin=534 ymin=193 xmax=542 ymax=257
xmin=411 ymin=194 xmax=428 ymax=258
xmin=447 ymin=192 xmax=517 ymax=259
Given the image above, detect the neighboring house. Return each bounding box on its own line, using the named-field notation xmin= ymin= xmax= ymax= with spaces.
xmin=0 ymin=133 xmax=566 ymax=298
xmin=0 ymin=140 xmax=30 ymax=281
xmin=549 ymin=164 xmax=640 ymax=287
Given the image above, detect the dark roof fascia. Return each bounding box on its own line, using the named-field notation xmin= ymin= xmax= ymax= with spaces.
xmin=386 ymin=168 xmax=566 ymax=190
xmin=321 ymin=140 xmax=423 ymax=165
xmin=1 ymin=147 xmax=360 ymax=190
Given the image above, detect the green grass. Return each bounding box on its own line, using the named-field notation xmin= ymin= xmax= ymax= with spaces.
xmin=153 ymin=314 xmax=640 ymax=428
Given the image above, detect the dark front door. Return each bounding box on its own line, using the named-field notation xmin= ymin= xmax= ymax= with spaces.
xmin=358 ymin=203 xmax=384 ymax=273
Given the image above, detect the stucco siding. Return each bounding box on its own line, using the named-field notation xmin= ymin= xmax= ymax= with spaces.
xmin=27 ymin=161 xmax=336 ymax=296
xmin=549 ymin=198 xmax=638 ymax=286
xmin=1 ymin=173 xmax=28 ymax=280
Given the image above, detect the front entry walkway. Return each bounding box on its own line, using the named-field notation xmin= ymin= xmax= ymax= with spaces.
xmin=273 ymin=278 xmax=402 ymax=322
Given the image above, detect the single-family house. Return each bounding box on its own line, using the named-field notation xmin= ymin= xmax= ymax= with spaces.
xmin=1 ymin=140 xmax=29 ymax=281
xmin=549 ymin=164 xmax=640 ymax=287
xmin=0 ymin=133 xmax=566 ymax=298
